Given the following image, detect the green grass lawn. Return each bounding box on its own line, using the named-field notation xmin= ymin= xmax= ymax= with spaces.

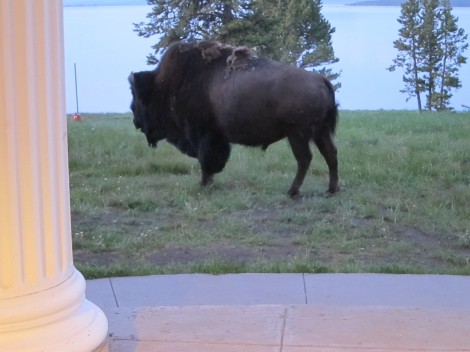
xmin=68 ymin=111 xmax=470 ymax=278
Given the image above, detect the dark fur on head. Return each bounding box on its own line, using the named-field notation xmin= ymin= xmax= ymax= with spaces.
xmin=128 ymin=70 xmax=165 ymax=147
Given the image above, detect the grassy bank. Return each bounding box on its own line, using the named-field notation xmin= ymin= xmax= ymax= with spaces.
xmin=68 ymin=111 xmax=470 ymax=278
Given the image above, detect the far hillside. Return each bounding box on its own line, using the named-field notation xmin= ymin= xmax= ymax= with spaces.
xmin=62 ymin=0 xmax=470 ymax=7
xmin=350 ymin=0 xmax=469 ymax=6
xmin=64 ymin=0 xmax=146 ymax=6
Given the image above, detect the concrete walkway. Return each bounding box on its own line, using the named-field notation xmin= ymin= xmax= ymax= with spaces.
xmin=86 ymin=274 xmax=470 ymax=351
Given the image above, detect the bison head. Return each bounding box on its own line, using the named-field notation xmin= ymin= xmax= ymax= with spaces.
xmin=128 ymin=71 xmax=166 ymax=148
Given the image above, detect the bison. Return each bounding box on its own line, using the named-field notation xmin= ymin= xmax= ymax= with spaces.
xmin=129 ymin=40 xmax=339 ymax=197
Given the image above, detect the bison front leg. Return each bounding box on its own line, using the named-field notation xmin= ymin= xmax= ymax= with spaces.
xmin=197 ymin=133 xmax=231 ymax=187
xmin=287 ymin=135 xmax=312 ymax=197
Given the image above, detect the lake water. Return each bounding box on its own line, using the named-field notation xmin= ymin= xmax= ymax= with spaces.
xmin=63 ymin=5 xmax=470 ymax=113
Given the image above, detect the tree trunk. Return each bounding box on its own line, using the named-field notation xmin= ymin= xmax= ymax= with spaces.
xmin=439 ymin=34 xmax=449 ymax=111
xmin=416 ymin=90 xmax=422 ymax=112
xmin=411 ymin=40 xmax=422 ymax=112
xmin=222 ymin=1 xmax=234 ymax=24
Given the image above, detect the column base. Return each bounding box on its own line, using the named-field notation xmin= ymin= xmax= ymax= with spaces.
xmin=0 ymin=270 xmax=108 ymax=352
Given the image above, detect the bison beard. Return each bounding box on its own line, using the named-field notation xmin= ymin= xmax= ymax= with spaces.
xmin=129 ymin=40 xmax=339 ymax=197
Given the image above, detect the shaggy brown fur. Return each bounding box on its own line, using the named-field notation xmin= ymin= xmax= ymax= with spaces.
xmin=129 ymin=40 xmax=339 ymax=196
xmin=225 ymin=46 xmax=258 ymax=78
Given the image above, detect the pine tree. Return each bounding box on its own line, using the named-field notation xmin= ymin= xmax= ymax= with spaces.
xmin=433 ymin=0 xmax=468 ymax=110
xmin=420 ymin=0 xmax=442 ymax=111
xmin=134 ymin=0 xmax=339 ymax=87
xmin=388 ymin=0 xmax=468 ymax=111
xmin=133 ymin=1 xmax=257 ymax=65
xmin=276 ymin=0 xmax=340 ymax=86
xmin=387 ymin=0 xmax=424 ymax=111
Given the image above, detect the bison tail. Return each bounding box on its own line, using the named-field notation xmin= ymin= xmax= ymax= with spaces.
xmin=326 ymin=103 xmax=339 ymax=136
xmin=325 ymin=79 xmax=338 ymax=136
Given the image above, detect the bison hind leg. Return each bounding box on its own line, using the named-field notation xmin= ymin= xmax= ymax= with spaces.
xmin=313 ymin=132 xmax=339 ymax=194
xmin=198 ymin=133 xmax=231 ymax=187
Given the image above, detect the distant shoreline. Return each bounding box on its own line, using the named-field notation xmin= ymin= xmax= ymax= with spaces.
xmin=63 ymin=0 xmax=470 ymax=7
xmin=349 ymin=0 xmax=469 ymax=6
xmin=63 ymin=0 xmax=147 ymax=7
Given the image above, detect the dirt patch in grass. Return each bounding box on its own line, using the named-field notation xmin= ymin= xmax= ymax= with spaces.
xmin=74 ymin=249 xmax=130 ymax=266
xmin=72 ymin=205 xmax=310 ymax=268
xmin=72 ymin=199 xmax=470 ymax=276
xmin=146 ymin=245 xmax=260 ymax=265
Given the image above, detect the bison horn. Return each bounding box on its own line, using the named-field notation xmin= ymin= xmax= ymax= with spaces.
xmin=128 ymin=72 xmax=134 ymax=84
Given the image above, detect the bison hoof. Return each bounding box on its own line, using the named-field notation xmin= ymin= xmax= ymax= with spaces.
xmin=327 ymin=186 xmax=340 ymax=195
xmin=287 ymin=188 xmax=299 ymax=198
xmin=201 ymin=174 xmax=214 ymax=187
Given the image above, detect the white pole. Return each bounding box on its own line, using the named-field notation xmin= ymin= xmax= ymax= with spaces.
xmin=74 ymin=62 xmax=80 ymax=114
xmin=0 ymin=1 xmax=108 ymax=351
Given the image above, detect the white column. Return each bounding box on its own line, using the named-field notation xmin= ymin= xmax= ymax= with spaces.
xmin=0 ymin=1 xmax=108 ymax=351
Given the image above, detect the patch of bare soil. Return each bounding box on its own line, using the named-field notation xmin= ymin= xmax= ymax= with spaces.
xmin=74 ymin=249 xmax=130 ymax=266
xmin=71 ymin=201 xmax=470 ymax=273
xmin=147 ymin=245 xmax=261 ymax=265
xmin=71 ymin=204 xmax=311 ymax=269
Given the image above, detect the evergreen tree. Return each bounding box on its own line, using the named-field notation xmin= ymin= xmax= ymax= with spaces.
xmin=134 ymin=0 xmax=339 ymax=87
xmin=133 ymin=1 xmax=257 ymax=65
xmin=276 ymin=0 xmax=340 ymax=85
xmin=434 ymin=0 xmax=468 ymax=110
xmin=420 ymin=0 xmax=442 ymax=111
xmin=388 ymin=0 xmax=424 ymax=111
xmin=388 ymin=0 xmax=468 ymax=111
